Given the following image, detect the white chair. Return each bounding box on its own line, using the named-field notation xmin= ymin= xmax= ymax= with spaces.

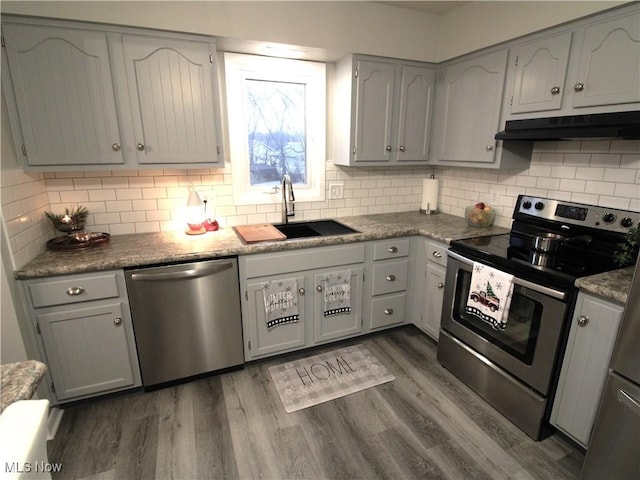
xmin=0 ymin=400 xmax=52 ymax=479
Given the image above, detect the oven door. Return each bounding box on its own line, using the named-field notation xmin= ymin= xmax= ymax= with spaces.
xmin=441 ymin=250 xmax=571 ymax=395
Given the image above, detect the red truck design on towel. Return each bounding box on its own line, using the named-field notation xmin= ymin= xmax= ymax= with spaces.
xmin=469 ymin=289 xmax=500 ymax=312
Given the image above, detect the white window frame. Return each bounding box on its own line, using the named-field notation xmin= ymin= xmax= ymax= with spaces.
xmin=224 ymin=52 xmax=326 ymax=205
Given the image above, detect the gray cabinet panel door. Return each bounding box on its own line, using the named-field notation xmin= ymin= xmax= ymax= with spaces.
xmin=573 ymin=12 xmax=640 ymax=108
xmin=3 ymin=24 xmax=123 ymax=167
xmin=120 ymin=34 xmax=221 ymax=165
xmin=396 ymin=65 xmax=434 ymax=162
xmin=36 ymin=302 xmax=137 ymax=400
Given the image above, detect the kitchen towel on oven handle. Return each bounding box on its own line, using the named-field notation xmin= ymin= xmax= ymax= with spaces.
xmin=262 ymin=278 xmax=300 ymax=329
xmin=466 ymin=262 xmax=514 ymax=330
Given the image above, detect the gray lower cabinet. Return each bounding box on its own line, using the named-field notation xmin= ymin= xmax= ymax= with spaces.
xmin=22 ymin=270 xmax=141 ymax=404
xmin=366 ymin=238 xmax=410 ymax=330
xmin=418 ymin=239 xmax=448 ymax=340
xmin=550 ymin=291 xmax=623 ymax=447
xmin=240 ymin=244 xmax=366 ymax=361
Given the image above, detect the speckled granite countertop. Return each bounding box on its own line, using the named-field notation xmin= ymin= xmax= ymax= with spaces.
xmin=15 ymin=211 xmax=508 ymax=279
xmin=575 ymin=267 xmax=634 ymax=305
xmin=0 ymin=360 xmax=47 ymax=413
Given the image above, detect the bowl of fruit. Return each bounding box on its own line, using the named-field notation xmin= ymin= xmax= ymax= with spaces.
xmin=465 ymin=202 xmax=495 ymax=228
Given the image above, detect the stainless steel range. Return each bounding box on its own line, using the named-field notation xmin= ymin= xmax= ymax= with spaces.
xmin=438 ymin=195 xmax=640 ymax=440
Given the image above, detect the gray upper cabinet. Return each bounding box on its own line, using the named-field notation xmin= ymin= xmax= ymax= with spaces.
xmin=1 ymin=17 xmax=223 ymax=170
xmin=2 ymin=23 xmax=124 ymax=168
xmin=432 ymin=49 xmax=507 ymax=164
xmin=333 ymin=56 xmax=435 ymax=166
xmin=113 ymin=34 xmax=222 ymax=165
xmin=572 ymin=10 xmax=640 ymax=109
xmin=430 ymin=48 xmax=531 ymax=169
xmin=507 ymin=5 xmax=640 ymax=118
xmin=510 ymin=32 xmax=573 ymax=114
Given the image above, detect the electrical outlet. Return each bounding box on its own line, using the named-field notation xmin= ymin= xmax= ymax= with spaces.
xmin=329 ymin=182 xmax=344 ymax=199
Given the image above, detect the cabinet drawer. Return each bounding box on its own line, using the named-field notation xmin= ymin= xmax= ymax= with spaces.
xmin=372 ymin=260 xmax=408 ymax=296
xmin=373 ymin=239 xmax=410 ymax=261
xmin=427 ymin=241 xmax=448 ymax=267
xmin=29 ymin=272 xmax=120 ymax=308
xmin=370 ymin=293 xmax=406 ymax=329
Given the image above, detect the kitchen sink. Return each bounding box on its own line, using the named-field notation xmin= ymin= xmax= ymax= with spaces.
xmin=273 ymin=220 xmax=359 ymax=239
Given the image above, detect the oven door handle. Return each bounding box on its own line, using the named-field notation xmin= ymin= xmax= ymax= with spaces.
xmin=447 ymin=250 xmax=567 ymax=301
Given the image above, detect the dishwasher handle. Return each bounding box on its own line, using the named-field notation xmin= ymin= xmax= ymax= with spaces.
xmin=130 ymin=261 xmax=234 ymax=282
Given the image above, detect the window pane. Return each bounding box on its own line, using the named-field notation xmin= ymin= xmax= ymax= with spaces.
xmin=245 ymin=79 xmax=307 ymax=187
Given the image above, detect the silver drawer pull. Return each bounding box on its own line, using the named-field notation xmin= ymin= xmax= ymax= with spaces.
xmin=384 ymin=308 xmax=394 ymax=315
xmin=432 ymin=251 xmax=443 ymax=258
xmin=298 ymin=288 xmax=305 ymax=296
xmin=577 ymin=315 xmax=589 ymax=327
xmin=388 ymin=246 xmax=398 ymax=253
xmin=66 ymin=286 xmax=85 ymax=296
xmin=113 ymin=317 xmax=122 ymax=326
xmin=136 ymin=142 xmax=145 ymax=151
xmin=112 ymin=143 xmax=121 ymax=152
xmin=386 ymin=275 xmax=396 ymax=281
xmin=437 ymin=282 xmax=444 ymax=289
xmin=316 ymin=285 xmax=323 ymax=292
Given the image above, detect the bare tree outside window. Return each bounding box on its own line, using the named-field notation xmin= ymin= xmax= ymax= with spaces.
xmin=245 ymin=79 xmax=307 ymax=187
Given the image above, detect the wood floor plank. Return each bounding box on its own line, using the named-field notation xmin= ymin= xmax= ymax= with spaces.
xmin=113 ymin=415 xmax=158 ymax=479
xmin=191 ymin=376 xmax=240 ymax=480
xmin=47 ymin=326 xmax=585 ymax=480
xmin=154 ymin=384 xmax=197 ymax=479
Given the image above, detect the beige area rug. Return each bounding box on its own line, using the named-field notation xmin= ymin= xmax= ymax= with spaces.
xmin=269 ymin=344 xmax=395 ymax=413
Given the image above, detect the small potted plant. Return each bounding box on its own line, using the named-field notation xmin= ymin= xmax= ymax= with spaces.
xmin=45 ymin=206 xmax=89 ymax=234
xmin=614 ymin=224 xmax=640 ymax=267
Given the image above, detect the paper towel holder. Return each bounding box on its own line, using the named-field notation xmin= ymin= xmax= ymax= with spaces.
xmin=420 ymin=174 xmax=439 ymax=215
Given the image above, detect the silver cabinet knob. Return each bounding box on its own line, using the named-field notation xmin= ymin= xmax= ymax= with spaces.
xmin=386 ymin=275 xmax=396 ymax=282
xmin=316 ymin=285 xmax=323 ymax=292
xmin=432 ymin=251 xmax=442 ymax=258
xmin=66 ymin=286 xmax=85 ymax=296
xmin=298 ymin=288 xmax=305 ymax=296
xmin=550 ymin=86 xmax=561 ymax=95
xmin=385 ymin=145 xmax=392 ymax=152
xmin=485 ymin=144 xmax=494 ymax=151
xmin=574 ymin=83 xmax=585 ymax=92
xmin=437 ymin=282 xmax=444 ymax=289
xmin=384 ymin=308 xmax=394 ymax=315
xmin=113 ymin=317 xmax=122 ymax=326
xmin=577 ymin=315 xmax=589 ymax=327
xmin=388 ymin=246 xmax=398 ymax=253
xmin=399 ymin=145 xmax=406 ymax=152
xmin=112 ymin=143 xmax=121 ymax=152
xmin=136 ymin=143 xmax=145 ymax=151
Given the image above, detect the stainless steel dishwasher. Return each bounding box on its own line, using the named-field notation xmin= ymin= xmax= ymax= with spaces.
xmin=125 ymin=258 xmax=243 ymax=387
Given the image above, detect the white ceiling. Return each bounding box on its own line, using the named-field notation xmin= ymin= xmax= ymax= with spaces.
xmin=376 ymin=1 xmax=470 ymax=15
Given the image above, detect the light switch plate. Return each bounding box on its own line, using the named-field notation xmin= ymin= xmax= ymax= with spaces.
xmin=329 ymin=182 xmax=344 ymax=199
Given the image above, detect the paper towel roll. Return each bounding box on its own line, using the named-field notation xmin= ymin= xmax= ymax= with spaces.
xmin=420 ymin=178 xmax=439 ymax=214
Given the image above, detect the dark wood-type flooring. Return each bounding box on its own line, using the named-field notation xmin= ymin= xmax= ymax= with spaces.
xmin=48 ymin=326 xmax=585 ymax=479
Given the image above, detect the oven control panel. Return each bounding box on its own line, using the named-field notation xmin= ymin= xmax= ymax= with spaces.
xmin=516 ymin=195 xmax=640 ymax=234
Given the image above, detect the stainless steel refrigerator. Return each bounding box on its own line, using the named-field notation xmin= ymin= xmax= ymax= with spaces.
xmin=581 ymin=255 xmax=640 ymax=479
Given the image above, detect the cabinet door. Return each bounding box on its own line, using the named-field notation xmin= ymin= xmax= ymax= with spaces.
xmin=245 ymin=276 xmax=306 ymax=359
xmin=572 ymin=13 xmax=640 ymax=108
xmin=353 ymin=60 xmax=395 ymax=163
xmin=396 ymin=65 xmax=435 ymax=162
xmin=551 ymin=294 xmax=623 ymax=447
xmin=313 ymin=267 xmax=363 ymax=344
xmin=511 ymin=32 xmax=572 ymax=114
xmin=2 ymin=24 xmax=124 ymax=167
xmin=422 ymin=262 xmax=446 ymax=340
xmin=119 ymin=34 xmax=222 ymax=165
xmin=433 ymin=49 xmax=508 ymax=164
xmin=36 ymin=302 xmax=138 ymax=401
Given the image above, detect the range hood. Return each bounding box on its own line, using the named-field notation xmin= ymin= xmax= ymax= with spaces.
xmin=495 ymin=111 xmax=640 ymax=141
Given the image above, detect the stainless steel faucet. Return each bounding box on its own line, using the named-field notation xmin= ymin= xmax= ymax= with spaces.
xmin=281 ymin=174 xmax=295 ymax=224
